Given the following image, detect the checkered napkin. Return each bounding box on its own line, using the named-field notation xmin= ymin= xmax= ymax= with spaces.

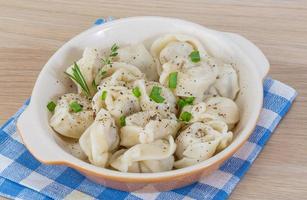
xmin=0 ymin=18 xmax=297 ymax=200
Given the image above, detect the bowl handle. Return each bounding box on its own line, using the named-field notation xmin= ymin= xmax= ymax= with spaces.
xmin=17 ymin=106 xmax=69 ymax=163
xmin=223 ymin=32 xmax=270 ymax=80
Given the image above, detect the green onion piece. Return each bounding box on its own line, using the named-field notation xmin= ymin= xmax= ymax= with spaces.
xmin=132 ymin=87 xmax=141 ymax=98
xmin=185 ymin=96 xmax=195 ymax=104
xmin=149 ymin=86 xmax=165 ymax=103
xmin=177 ymin=99 xmax=187 ymax=110
xmin=119 ymin=115 xmax=126 ymax=127
xmin=47 ymin=101 xmax=56 ymax=112
xmin=189 ymin=50 xmax=200 ymax=63
xmin=101 ymin=91 xmax=107 ymax=100
xmin=69 ymin=101 xmax=82 ymax=113
xmin=168 ymin=72 xmax=178 ymax=89
xmin=180 ymin=111 xmax=192 ymax=122
xmin=177 ymin=96 xmax=195 ymax=110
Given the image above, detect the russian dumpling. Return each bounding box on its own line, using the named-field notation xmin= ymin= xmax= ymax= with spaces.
xmin=116 ymin=43 xmax=159 ymax=81
xmin=94 ymin=62 xmax=144 ymax=88
xmin=151 ymin=34 xmax=207 ymax=74
xmin=180 ymin=102 xmax=217 ymax=123
xmin=120 ymin=111 xmax=181 ymax=147
xmin=92 ymin=85 xmax=141 ymax=124
xmin=50 ymin=93 xmax=94 ymax=139
xmin=110 ymin=136 xmax=176 ymax=173
xmin=174 ymin=121 xmax=232 ymax=169
xmin=79 ymin=109 xmax=119 ymax=167
xmin=205 ymin=97 xmax=240 ymax=130
xmin=66 ymin=48 xmax=104 ymax=96
xmin=160 ymin=61 xmax=218 ymax=102
xmin=212 ymin=64 xmax=239 ymax=100
xmin=134 ymin=79 xmax=178 ymax=115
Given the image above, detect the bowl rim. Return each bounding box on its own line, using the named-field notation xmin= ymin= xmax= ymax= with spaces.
xmin=17 ymin=16 xmax=266 ymax=182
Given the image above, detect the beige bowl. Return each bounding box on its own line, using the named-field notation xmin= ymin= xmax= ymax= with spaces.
xmin=17 ymin=16 xmax=269 ymax=192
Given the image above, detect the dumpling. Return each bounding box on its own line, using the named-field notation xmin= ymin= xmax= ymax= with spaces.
xmin=212 ymin=64 xmax=239 ymax=100
xmin=94 ymin=62 xmax=145 ymax=88
xmin=79 ymin=109 xmax=119 ymax=167
xmin=120 ymin=111 xmax=181 ymax=147
xmin=116 ymin=43 xmax=159 ymax=81
xmin=66 ymin=48 xmax=104 ymax=96
xmin=134 ymin=79 xmax=177 ymax=115
xmin=109 ymin=149 xmax=175 ymax=173
xmin=205 ymin=97 xmax=240 ymax=130
xmin=110 ymin=136 xmax=176 ymax=173
xmin=180 ymin=102 xmax=217 ymax=123
xmin=92 ymin=85 xmax=141 ymax=124
xmin=50 ymin=93 xmax=94 ymax=139
xmin=151 ymin=34 xmax=207 ymax=74
xmin=174 ymin=121 xmax=232 ymax=169
xmin=159 ymin=61 xmax=218 ymax=102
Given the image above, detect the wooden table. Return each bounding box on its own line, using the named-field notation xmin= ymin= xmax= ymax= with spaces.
xmin=0 ymin=0 xmax=306 ymax=199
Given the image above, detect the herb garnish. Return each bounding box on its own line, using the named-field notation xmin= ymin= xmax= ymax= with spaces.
xmin=177 ymin=96 xmax=195 ymax=110
xmin=47 ymin=101 xmax=56 ymax=112
xmin=65 ymin=62 xmax=91 ymax=97
xmin=168 ymin=72 xmax=178 ymax=89
xmin=132 ymin=87 xmax=141 ymax=98
xmin=180 ymin=111 xmax=192 ymax=122
xmin=102 ymin=44 xmax=119 ymax=65
xmin=119 ymin=115 xmax=126 ymax=127
xmin=189 ymin=50 xmax=200 ymax=63
xmin=100 ymin=70 xmax=107 ymax=76
xmin=92 ymin=80 xmax=98 ymax=93
xmin=100 ymin=91 xmax=107 ymax=100
xmin=69 ymin=101 xmax=82 ymax=113
xmin=149 ymin=86 xmax=165 ymax=103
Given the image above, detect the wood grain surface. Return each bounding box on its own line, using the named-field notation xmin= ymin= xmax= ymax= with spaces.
xmin=0 ymin=0 xmax=306 ymax=199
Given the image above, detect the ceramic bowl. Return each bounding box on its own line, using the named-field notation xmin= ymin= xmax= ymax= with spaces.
xmin=17 ymin=16 xmax=269 ymax=192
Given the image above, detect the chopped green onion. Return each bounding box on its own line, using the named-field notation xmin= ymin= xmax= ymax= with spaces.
xmin=69 ymin=101 xmax=82 ymax=113
xmin=184 ymin=96 xmax=195 ymax=104
xmin=189 ymin=50 xmax=200 ymax=63
xmin=47 ymin=101 xmax=56 ymax=112
xmin=177 ymin=99 xmax=186 ymax=110
xmin=132 ymin=87 xmax=141 ymax=98
xmin=168 ymin=72 xmax=178 ymax=89
xmin=180 ymin=111 xmax=192 ymax=122
xmin=119 ymin=115 xmax=126 ymax=127
xmin=101 ymin=91 xmax=107 ymax=100
xmin=149 ymin=86 xmax=165 ymax=103
xmin=177 ymin=96 xmax=195 ymax=110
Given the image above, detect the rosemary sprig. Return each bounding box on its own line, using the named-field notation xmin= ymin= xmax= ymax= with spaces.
xmin=65 ymin=62 xmax=91 ymax=97
xmin=101 ymin=43 xmax=119 ymax=65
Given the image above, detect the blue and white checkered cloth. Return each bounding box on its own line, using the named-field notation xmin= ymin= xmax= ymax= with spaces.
xmin=0 ymin=18 xmax=297 ymax=200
